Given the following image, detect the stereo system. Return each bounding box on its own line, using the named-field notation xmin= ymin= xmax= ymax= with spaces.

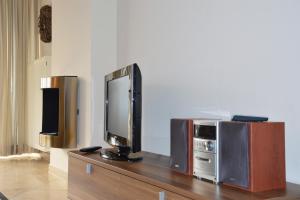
xmin=170 ymin=119 xmax=286 ymax=192
xmin=193 ymin=120 xmax=220 ymax=183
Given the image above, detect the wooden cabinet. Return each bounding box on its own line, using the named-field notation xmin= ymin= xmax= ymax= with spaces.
xmin=68 ymin=151 xmax=300 ymax=200
xmin=68 ymin=157 xmax=119 ymax=200
xmin=118 ymin=175 xmax=190 ymax=200
xmin=68 ymin=156 xmax=190 ymax=200
xmin=165 ymin=191 xmax=191 ymax=200
xmin=118 ymin=174 xmax=162 ymax=200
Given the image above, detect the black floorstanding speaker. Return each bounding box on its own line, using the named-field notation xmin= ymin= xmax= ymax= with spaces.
xmin=170 ymin=119 xmax=193 ymax=176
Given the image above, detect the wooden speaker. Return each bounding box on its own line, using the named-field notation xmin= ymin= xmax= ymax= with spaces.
xmin=170 ymin=119 xmax=193 ymax=175
xmin=219 ymin=121 xmax=286 ymax=192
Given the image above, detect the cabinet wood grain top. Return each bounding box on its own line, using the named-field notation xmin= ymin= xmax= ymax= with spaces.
xmin=69 ymin=150 xmax=300 ymax=200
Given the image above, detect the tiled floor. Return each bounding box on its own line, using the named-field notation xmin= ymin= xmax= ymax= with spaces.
xmin=0 ymin=160 xmax=68 ymax=200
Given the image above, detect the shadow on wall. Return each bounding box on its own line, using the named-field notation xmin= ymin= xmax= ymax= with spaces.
xmin=142 ymin=83 xmax=231 ymax=155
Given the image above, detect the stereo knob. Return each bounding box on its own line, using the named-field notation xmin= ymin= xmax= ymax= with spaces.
xmin=206 ymin=141 xmax=214 ymax=151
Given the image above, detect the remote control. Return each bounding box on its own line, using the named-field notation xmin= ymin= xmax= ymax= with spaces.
xmin=79 ymin=146 xmax=102 ymax=153
xmin=232 ymin=115 xmax=268 ymax=122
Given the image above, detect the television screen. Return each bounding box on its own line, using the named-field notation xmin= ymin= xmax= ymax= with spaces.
xmin=107 ymin=76 xmax=130 ymax=139
xmin=102 ymin=63 xmax=142 ymax=160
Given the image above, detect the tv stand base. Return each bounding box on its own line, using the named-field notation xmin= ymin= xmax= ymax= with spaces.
xmin=100 ymin=148 xmax=142 ymax=162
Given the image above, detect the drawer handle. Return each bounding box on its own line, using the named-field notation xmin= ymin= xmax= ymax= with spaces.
xmin=196 ymin=157 xmax=211 ymax=163
xmin=159 ymin=191 xmax=165 ymax=200
xmin=86 ymin=163 xmax=93 ymax=175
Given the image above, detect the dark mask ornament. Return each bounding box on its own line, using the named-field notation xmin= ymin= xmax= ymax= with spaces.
xmin=38 ymin=5 xmax=52 ymax=43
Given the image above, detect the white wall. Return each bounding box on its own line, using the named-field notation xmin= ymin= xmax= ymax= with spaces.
xmin=26 ymin=56 xmax=51 ymax=151
xmin=50 ymin=0 xmax=117 ymax=172
xmin=50 ymin=0 xmax=300 ymax=183
xmin=26 ymin=0 xmax=52 ymax=151
xmin=51 ymin=0 xmax=92 ymax=172
xmin=117 ymin=0 xmax=300 ymax=184
xmin=91 ymin=0 xmax=118 ymax=148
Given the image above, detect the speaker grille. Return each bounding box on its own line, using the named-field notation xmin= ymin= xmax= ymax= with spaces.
xmin=170 ymin=119 xmax=188 ymax=173
xmin=219 ymin=122 xmax=249 ymax=188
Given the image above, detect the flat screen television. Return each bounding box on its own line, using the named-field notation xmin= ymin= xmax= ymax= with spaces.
xmin=101 ymin=63 xmax=142 ymax=161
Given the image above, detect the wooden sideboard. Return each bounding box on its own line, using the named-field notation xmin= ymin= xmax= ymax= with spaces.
xmin=68 ymin=150 xmax=300 ymax=200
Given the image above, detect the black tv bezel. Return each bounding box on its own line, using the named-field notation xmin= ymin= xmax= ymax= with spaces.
xmin=104 ymin=63 xmax=142 ymax=153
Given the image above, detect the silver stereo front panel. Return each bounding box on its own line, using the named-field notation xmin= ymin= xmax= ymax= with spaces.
xmin=193 ymin=151 xmax=216 ymax=177
xmin=193 ymin=138 xmax=216 ymax=153
xmin=193 ymin=120 xmax=220 ymax=183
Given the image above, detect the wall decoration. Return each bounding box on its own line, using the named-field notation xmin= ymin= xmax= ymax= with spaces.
xmin=38 ymin=5 xmax=52 ymax=43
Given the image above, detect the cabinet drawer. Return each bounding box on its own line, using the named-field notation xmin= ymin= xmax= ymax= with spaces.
xmin=119 ymin=174 xmax=161 ymax=200
xmin=68 ymin=157 xmax=119 ymax=200
xmin=118 ymin=174 xmax=191 ymax=200
xmin=165 ymin=191 xmax=191 ymax=200
xmin=69 ymin=156 xmax=192 ymax=200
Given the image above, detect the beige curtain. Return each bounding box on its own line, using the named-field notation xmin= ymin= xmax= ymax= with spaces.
xmin=0 ymin=0 xmax=38 ymax=156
